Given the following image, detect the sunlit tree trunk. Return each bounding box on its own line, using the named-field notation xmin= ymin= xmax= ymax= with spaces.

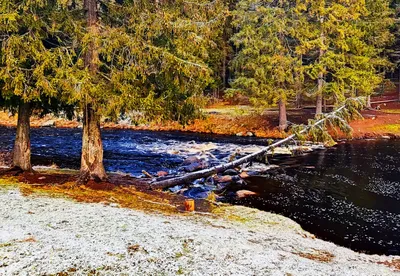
xmin=79 ymin=0 xmax=107 ymax=182
xmin=316 ymin=17 xmax=325 ymax=116
xmin=366 ymin=95 xmax=372 ymax=108
xmin=80 ymin=104 xmax=107 ymax=181
xmin=12 ymin=102 xmax=32 ymax=171
xmin=278 ymin=98 xmax=287 ymax=131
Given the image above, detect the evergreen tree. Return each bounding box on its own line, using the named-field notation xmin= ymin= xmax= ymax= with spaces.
xmin=295 ymin=0 xmax=394 ymax=114
xmin=58 ymin=0 xmax=226 ymax=182
xmin=228 ymin=0 xmax=303 ymax=130
xmin=0 ymin=0 xmax=71 ymax=171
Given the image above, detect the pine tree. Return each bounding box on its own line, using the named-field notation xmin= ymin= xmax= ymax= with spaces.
xmin=228 ymin=0 xmax=303 ymax=131
xmin=57 ymin=0 xmax=226 ymax=182
xmin=295 ymin=0 xmax=394 ymax=114
xmin=0 ymin=0 xmax=71 ymax=171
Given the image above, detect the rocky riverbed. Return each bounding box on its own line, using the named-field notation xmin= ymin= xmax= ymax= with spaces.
xmin=0 ymin=186 xmax=399 ymax=275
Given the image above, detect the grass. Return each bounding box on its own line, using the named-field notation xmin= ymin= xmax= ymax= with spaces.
xmin=293 ymin=250 xmax=335 ymax=263
xmin=0 ymin=176 xmax=181 ymax=215
xmin=0 ymin=177 xmax=20 ymax=190
xmin=382 ymin=109 xmax=400 ymax=114
xmin=372 ymin=124 xmax=400 ymax=133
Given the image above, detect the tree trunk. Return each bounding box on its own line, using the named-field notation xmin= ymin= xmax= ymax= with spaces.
xmin=278 ymin=98 xmax=287 ymax=131
xmin=79 ymin=0 xmax=107 ymax=182
xmin=316 ymin=16 xmax=325 ymax=116
xmin=398 ymin=69 xmax=400 ymax=102
xmin=12 ymin=102 xmax=32 ymax=171
xmin=316 ymin=92 xmax=323 ymax=115
xmin=80 ymin=104 xmax=107 ymax=182
xmin=366 ymin=95 xmax=371 ymax=108
xmin=295 ymin=92 xmax=302 ymax=108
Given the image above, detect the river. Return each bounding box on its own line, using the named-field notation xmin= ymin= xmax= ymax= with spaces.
xmin=0 ymin=126 xmax=399 ymax=255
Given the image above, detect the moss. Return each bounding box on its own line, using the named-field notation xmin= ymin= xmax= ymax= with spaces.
xmin=212 ymin=207 xmax=251 ymax=224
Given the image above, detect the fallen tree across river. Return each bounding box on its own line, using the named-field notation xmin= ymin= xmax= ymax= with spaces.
xmin=151 ymin=97 xmax=365 ymax=190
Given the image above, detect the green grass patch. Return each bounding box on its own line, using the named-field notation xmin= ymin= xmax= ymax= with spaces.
xmin=0 ymin=177 xmax=21 ymax=189
xmin=382 ymin=109 xmax=400 ymax=114
xmin=372 ymin=124 xmax=400 ymax=133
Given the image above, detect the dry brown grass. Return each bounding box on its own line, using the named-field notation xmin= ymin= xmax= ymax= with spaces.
xmin=377 ymin=259 xmax=400 ymax=272
xmin=293 ymin=249 xmax=335 ymax=263
xmin=0 ymin=173 xmax=213 ymax=215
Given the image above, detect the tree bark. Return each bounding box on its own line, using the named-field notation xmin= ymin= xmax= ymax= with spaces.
xmin=398 ymin=68 xmax=400 ymax=102
xmin=316 ymin=92 xmax=323 ymax=115
xmin=12 ymin=102 xmax=32 ymax=171
xmin=295 ymin=91 xmax=302 ymax=108
xmin=366 ymin=95 xmax=371 ymax=109
xmin=316 ymin=16 xmax=325 ymax=116
xmin=80 ymin=104 xmax=107 ymax=182
xmin=278 ymin=98 xmax=287 ymax=131
xmin=79 ymin=0 xmax=107 ymax=182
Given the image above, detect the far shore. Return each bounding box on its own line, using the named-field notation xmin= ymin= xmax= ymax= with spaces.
xmin=1 ymin=100 xmax=400 ymax=140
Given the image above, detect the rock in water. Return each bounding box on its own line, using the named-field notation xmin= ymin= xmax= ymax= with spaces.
xmin=239 ymin=172 xmax=250 ymax=179
xmin=236 ymin=190 xmax=257 ymax=198
xmin=223 ymin=169 xmax=239 ymax=176
xmin=183 ymin=187 xmax=212 ymax=199
xmin=216 ymin=175 xmax=233 ymax=183
xmin=182 ymin=156 xmax=201 ymax=165
xmin=41 ymin=120 xmax=56 ymax=127
xmin=182 ymin=162 xmax=207 ymax=172
xmin=169 ymin=185 xmax=184 ymax=193
xmin=242 ymin=163 xmax=279 ymax=173
xmin=157 ymin=171 xmax=168 ymax=177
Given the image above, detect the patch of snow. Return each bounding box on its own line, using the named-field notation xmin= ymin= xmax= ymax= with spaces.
xmin=0 ymin=189 xmax=398 ymax=275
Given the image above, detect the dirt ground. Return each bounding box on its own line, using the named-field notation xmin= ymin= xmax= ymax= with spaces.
xmin=0 ymin=168 xmax=214 ymax=215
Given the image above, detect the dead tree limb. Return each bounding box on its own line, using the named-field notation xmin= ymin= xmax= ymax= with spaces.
xmin=151 ymin=98 xmax=362 ymax=190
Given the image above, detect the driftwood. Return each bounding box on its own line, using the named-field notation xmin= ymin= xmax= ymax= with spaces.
xmin=151 ymin=101 xmax=354 ymax=190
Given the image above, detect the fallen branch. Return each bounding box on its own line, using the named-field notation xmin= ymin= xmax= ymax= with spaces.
xmin=151 ymin=97 xmax=365 ymax=190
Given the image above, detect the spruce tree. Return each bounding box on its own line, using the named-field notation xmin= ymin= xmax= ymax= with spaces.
xmin=295 ymin=0 xmax=394 ymax=114
xmin=0 ymin=0 xmax=71 ymax=171
xmin=58 ymin=0 xmax=225 ymax=182
xmin=229 ymin=0 xmax=303 ymax=130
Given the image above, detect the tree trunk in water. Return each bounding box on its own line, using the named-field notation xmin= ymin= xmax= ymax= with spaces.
xmin=278 ymin=99 xmax=287 ymax=131
xmin=79 ymin=0 xmax=107 ymax=182
xmin=151 ymin=101 xmax=355 ymax=190
xmin=12 ymin=102 xmax=32 ymax=171
xmin=80 ymin=104 xmax=107 ymax=182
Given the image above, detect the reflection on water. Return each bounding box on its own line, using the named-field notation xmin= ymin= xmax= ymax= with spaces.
xmin=226 ymin=140 xmax=400 ymax=255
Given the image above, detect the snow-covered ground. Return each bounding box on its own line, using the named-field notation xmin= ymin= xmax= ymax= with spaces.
xmin=0 ymin=188 xmax=398 ymax=275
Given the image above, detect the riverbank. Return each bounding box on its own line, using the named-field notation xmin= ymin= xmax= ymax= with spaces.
xmin=1 ymin=101 xmax=399 ymax=140
xmin=0 ymin=179 xmax=399 ymax=275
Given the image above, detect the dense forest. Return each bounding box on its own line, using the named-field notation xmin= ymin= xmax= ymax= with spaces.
xmin=0 ymin=0 xmax=398 ymax=182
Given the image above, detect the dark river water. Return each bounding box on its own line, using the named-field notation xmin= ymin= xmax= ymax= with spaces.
xmin=0 ymin=127 xmax=399 ymax=255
